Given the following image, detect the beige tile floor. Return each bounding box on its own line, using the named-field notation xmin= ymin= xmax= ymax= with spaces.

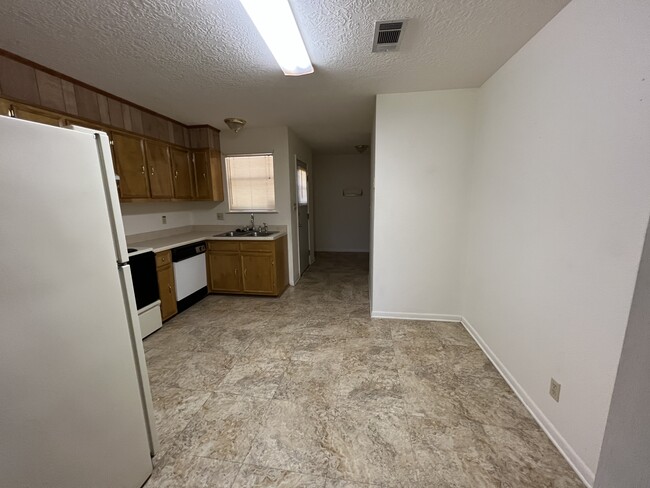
xmin=142 ymin=252 xmax=584 ymax=487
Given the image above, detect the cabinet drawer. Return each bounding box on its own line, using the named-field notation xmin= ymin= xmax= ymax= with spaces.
xmin=155 ymin=250 xmax=172 ymax=268
xmin=207 ymin=240 xmax=240 ymax=252
xmin=240 ymin=241 xmax=274 ymax=253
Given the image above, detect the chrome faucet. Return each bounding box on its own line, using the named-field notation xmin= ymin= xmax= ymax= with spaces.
xmin=250 ymin=213 xmax=255 ymax=231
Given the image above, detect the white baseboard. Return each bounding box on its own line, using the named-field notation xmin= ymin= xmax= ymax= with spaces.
xmin=460 ymin=317 xmax=594 ymax=487
xmin=371 ymin=310 xmax=462 ymax=322
xmin=315 ymin=248 xmax=370 ymax=253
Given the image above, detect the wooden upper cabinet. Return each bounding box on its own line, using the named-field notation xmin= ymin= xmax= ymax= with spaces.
xmin=0 ymin=99 xmax=12 ymax=117
xmin=193 ymin=150 xmax=211 ymax=200
xmin=111 ymin=132 xmax=149 ymax=199
xmin=9 ymin=102 xmax=64 ymax=127
xmin=144 ymin=140 xmax=173 ymax=198
xmin=192 ymin=149 xmax=224 ymax=202
xmin=170 ymin=147 xmax=194 ymax=199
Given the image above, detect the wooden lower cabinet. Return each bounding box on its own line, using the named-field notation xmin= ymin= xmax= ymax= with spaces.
xmin=207 ymin=252 xmax=242 ymax=292
xmin=207 ymin=236 xmax=288 ymax=296
xmin=241 ymin=253 xmax=275 ymax=294
xmin=155 ymin=250 xmax=177 ymax=321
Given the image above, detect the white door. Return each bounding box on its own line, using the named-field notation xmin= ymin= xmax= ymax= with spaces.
xmin=0 ymin=117 xmax=153 ymax=488
xmin=297 ymin=161 xmax=310 ymax=275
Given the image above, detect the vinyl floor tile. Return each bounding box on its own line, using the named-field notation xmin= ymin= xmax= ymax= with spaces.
xmin=143 ymin=252 xmax=584 ymax=487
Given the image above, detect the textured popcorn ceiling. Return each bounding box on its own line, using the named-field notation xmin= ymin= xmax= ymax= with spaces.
xmin=0 ymin=0 xmax=568 ymax=153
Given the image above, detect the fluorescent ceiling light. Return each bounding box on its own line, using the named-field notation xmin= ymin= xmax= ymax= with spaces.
xmin=239 ymin=0 xmax=314 ymax=76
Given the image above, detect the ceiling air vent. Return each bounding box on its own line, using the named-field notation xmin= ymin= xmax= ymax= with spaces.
xmin=372 ymin=20 xmax=407 ymax=53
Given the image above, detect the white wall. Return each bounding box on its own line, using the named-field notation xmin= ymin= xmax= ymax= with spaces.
xmin=313 ymin=154 xmax=371 ymax=252
xmin=462 ymin=0 xmax=650 ymax=482
xmin=372 ymin=89 xmax=476 ymax=320
xmin=595 ymin=218 xmax=650 ymax=488
xmin=120 ymin=202 xmax=194 ymax=235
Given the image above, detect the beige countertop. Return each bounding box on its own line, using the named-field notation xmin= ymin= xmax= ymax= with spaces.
xmin=127 ymin=228 xmax=287 ymax=253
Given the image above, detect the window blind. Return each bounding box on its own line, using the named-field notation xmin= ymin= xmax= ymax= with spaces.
xmin=225 ymin=154 xmax=276 ymax=211
xmin=297 ymin=167 xmax=308 ymax=205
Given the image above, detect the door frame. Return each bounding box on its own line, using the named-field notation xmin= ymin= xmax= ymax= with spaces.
xmin=295 ymin=158 xmax=312 ymax=276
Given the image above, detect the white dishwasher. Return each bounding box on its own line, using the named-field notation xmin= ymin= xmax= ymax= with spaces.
xmin=171 ymin=242 xmax=208 ymax=312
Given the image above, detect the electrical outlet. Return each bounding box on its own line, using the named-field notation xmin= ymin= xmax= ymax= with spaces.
xmin=549 ymin=378 xmax=561 ymax=402
xmin=162 ymin=215 xmax=167 ymax=225
xmin=217 ymin=212 xmax=224 ymax=221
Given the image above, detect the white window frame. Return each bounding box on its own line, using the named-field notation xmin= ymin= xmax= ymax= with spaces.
xmin=224 ymin=153 xmax=277 ymax=213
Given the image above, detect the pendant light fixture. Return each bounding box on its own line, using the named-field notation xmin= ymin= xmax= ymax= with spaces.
xmin=239 ymin=0 xmax=314 ymax=76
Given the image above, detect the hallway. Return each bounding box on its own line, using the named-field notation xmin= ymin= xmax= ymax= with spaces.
xmin=143 ymin=253 xmax=582 ymax=487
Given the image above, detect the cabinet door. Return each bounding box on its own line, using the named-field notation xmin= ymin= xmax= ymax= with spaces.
xmin=207 ymin=252 xmax=242 ymax=292
xmin=157 ymin=265 xmax=177 ymax=321
xmin=241 ymin=252 xmax=275 ymax=294
xmin=111 ymin=132 xmax=149 ymax=198
xmin=145 ymin=140 xmax=174 ymax=198
xmin=193 ymin=150 xmax=211 ymax=200
xmin=10 ymin=103 xmax=63 ymax=126
xmin=170 ymin=147 xmax=194 ymax=199
xmin=208 ymin=149 xmax=225 ymax=202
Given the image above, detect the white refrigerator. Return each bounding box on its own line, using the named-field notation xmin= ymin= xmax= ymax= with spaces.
xmin=0 ymin=116 xmax=158 ymax=487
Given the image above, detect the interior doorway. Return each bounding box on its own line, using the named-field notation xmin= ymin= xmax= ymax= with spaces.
xmin=296 ymin=160 xmax=310 ymax=275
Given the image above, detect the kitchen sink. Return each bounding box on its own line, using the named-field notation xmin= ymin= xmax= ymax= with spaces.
xmin=214 ymin=230 xmax=278 ymax=238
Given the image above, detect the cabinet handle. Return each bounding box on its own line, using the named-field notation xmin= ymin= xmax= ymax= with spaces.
xmin=151 ymin=166 xmax=155 ymax=176
xmin=174 ymin=170 xmax=179 ymax=178
xmin=161 ymin=257 xmax=166 ymax=262
xmin=141 ymin=165 xmax=145 ymax=175
xmin=234 ymin=268 xmax=238 ymax=275
xmin=168 ymin=284 xmax=172 ymax=294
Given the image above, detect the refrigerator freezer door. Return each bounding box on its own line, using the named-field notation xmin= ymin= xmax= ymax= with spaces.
xmin=68 ymin=125 xmax=130 ymax=264
xmin=0 ymin=117 xmax=153 ymax=487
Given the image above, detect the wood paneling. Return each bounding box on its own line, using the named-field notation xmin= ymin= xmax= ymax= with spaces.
xmin=130 ymin=107 xmax=143 ymax=133
xmin=122 ymin=104 xmax=133 ymax=131
xmin=61 ymin=80 xmax=78 ymax=114
xmin=142 ymin=111 xmax=166 ymax=140
xmin=35 ymin=70 xmax=65 ymax=112
xmin=0 ymin=50 xmax=220 ymax=154
xmin=108 ymin=98 xmax=124 ymax=128
xmin=74 ymin=84 xmax=100 ymax=120
xmin=0 ymin=56 xmax=40 ymax=104
xmin=97 ymin=94 xmax=111 ymax=124
xmin=189 ymin=127 xmax=209 ymax=148
xmin=172 ymin=123 xmax=185 ymax=147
